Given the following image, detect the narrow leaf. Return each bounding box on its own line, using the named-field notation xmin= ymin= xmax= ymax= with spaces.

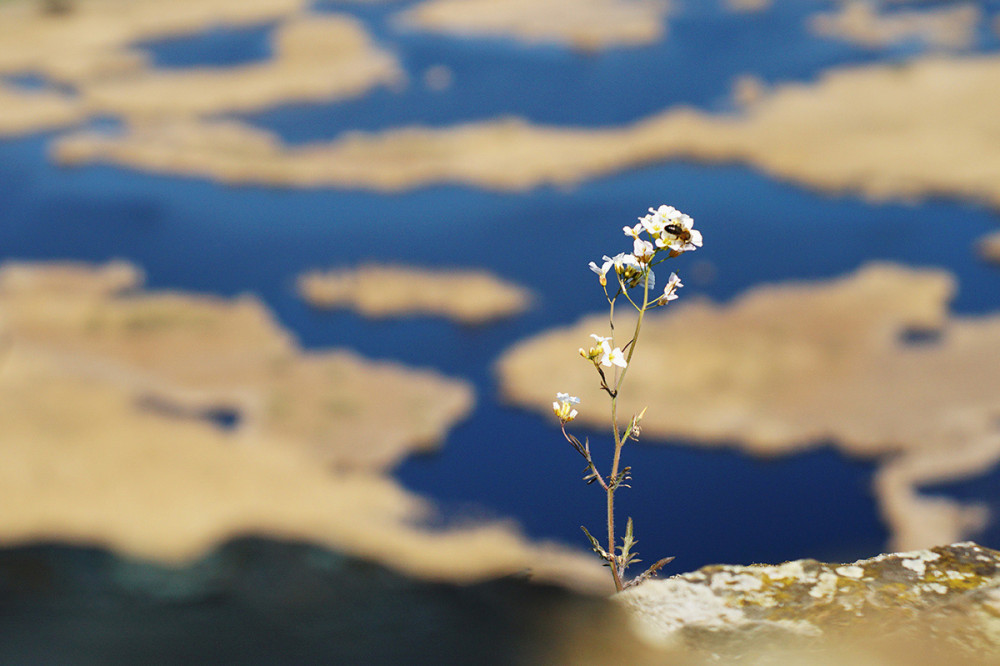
xmin=627 ymin=556 xmax=676 ymax=588
xmin=580 ymin=525 xmax=609 ymax=559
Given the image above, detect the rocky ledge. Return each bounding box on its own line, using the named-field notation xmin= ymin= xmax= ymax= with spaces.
xmin=618 ymin=542 xmax=1000 ymax=663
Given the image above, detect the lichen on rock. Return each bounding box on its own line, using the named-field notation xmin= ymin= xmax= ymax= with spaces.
xmin=618 ymin=542 xmax=1000 ymax=662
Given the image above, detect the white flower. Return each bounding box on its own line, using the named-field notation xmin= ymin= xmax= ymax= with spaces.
xmin=653 ymin=210 xmax=702 ymax=253
xmin=649 ymin=204 xmax=684 ymax=222
xmin=580 ymin=334 xmax=612 ymax=363
xmin=601 ymin=346 xmax=627 ymax=369
xmin=639 ymin=205 xmax=680 ymax=235
xmin=639 ymin=215 xmax=663 ymax=236
xmin=553 ymin=392 xmax=580 ymax=423
xmin=632 ymin=238 xmax=655 ymax=264
xmin=657 ymin=272 xmax=683 ymax=305
xmin=588 ymin=257 xmax=613 ymax=286
xmin=586 ymin=334 xmax=625 ymax=368
xmin=609 ymin=252 xmax=641 ymax=274
xmin=622 ymin=223 xmax=643 ymax=239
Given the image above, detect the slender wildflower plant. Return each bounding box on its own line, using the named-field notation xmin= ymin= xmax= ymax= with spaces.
xmin=554 ymin=204 xmax=702 ymax=592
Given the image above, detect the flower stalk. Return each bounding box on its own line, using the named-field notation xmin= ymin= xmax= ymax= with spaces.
xmin=554 ymin=204 xmax=701 ymax=592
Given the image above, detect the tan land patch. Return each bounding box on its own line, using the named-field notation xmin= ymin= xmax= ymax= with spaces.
xmin=80 ymin=15 xmax=402 ymax=120
xmin=724 ymin=0 xmax=771 ymax=13
xmin=0 ymin=261 xmax=607 ymax=591
xmin=53 ymin=53 xmax=1000 ymax=213
xmin=396 ymin=0 xmax=671 ymax=51
xmin=0 ymin=1 xmax=400 ymax=134
xmin=0 ymin=82 xmax=84 ymax=135
xmin=0 ymin=0 xmax=308 ymax=84
xmin=978 ymin=231 xmax=1000 ymax=265
xmin=495 ymin=263 xmax=1000 ymax=551
xmin=298 ymin=264 xmax=532 ymax=324
xmin=809 ymin=1 xmax=981 ymax=50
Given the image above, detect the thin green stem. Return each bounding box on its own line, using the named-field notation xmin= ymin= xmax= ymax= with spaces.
xmin=605 ymin=268 xmax=652 ymax=592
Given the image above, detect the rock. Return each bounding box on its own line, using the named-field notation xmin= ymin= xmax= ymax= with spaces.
xmin=618 ymin=542 xmax=1000 ymax=663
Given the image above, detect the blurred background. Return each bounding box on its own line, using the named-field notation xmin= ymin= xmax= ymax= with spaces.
xmin=1 ymin=0 xmax=1000 ymax=661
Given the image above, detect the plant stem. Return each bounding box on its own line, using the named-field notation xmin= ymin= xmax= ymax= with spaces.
xmin=605 ymin=270 xmax=651 ymax=592
xmin=607 ymin=398 xmax=624 ymax=592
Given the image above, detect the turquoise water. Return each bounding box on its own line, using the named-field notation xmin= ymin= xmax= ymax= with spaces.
xmin=2 ymin=0 xmax=1000 ymax=568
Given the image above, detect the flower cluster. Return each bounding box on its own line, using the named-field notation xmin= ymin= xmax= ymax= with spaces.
xmin=579 ymin=333 xmax=627 ymax=369
xmin=552 ymin=392 xmax=580 ymax=424
xmin=636 ymin=205 xmax=702 ymax=254
xmin=590 ymin=205 xmax=700 ymax=304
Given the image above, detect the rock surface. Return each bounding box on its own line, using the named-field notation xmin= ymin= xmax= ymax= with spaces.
xmin=618 ymin=542 xmax=1000 ymax=664
xmin=8 ymin=537 xmax=996 ymax=664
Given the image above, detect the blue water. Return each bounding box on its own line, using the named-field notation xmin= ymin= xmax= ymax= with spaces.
xmin=2 ymin=0 xmax=1000 ymax=569
xmin=137 ymin=23 xmax=276 ymax=69
xmin=925 ymin=462 xmax=1000 ymax=551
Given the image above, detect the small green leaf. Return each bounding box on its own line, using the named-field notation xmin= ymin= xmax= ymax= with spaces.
xmin=626 ymin=556 xmax=676 ymax=588
xmin=580 ymin=525 xmax=609 ymax=560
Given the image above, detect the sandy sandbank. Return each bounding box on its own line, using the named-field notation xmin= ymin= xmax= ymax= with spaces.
xmin=496 ymin=263 xmax=1000 ymax=551
xmin=0 ymin=261 xmax=607 ymax=590
xmin=80 ymin=15 xmax=402 ymax=120
xmin=0 ymin=83 xmax=83 ymax=136
xmin=396 ymin=0 xmax=671 ymax=51
xmin=298 ymin=264 xmax=532 ymax=324
xmin=0 ymin=260 xmax=471 ymax=470
xmin=53 ymin=53 xmax=1000 ymax=213
xmin=0 ymin=0 xmax=308 ymax=83
xmin=978 ymin=231 xmax=1000 ymax=265
xmin=809 ymin=2 xmax=980 ymax=50
xmin=724 ymin=0 xmax=771 ymax=12
xmin=0 ymin=1 xmax=400 ymax=134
